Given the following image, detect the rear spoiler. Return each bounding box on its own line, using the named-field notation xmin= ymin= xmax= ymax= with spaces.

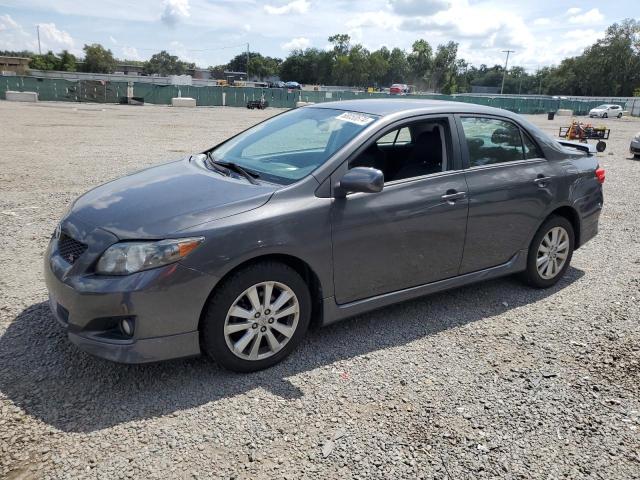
xmin=557 ymin=140 xmax=595 ymax=155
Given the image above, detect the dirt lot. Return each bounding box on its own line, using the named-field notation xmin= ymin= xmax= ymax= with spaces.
xmin=1 ymin=101 xmax=639 ymax=479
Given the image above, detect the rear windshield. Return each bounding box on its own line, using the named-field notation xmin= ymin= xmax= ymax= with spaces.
xmin=212 ymin=108 xmax=378 ymax=184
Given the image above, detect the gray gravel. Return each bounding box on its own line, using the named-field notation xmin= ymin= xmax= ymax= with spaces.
xmin=1 ymin=101 xmax=639 ymax=480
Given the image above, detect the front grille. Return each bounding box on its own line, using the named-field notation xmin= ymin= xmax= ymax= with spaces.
xmin=58 ymin=233 xmax=88 ymax=264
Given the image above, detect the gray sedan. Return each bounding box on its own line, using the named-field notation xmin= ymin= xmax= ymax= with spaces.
xmin=45 ymin=100 xmax=604 ymax=371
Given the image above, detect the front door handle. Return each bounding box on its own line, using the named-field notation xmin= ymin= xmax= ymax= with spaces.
xmin=534 ymin=175 xmax=552 ymax=187
xmin=441 ymin=191 xmax=467 ymax=203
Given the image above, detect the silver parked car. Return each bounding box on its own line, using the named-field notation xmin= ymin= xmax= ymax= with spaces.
xmin=45 ymin=100 xmax=604 ymax=371
xmin=631 ymin=132 xmax=640 ymax=159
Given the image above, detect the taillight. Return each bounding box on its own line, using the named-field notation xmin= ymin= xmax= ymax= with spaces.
xmin=595 ymin=166 xmax=605 ymax=184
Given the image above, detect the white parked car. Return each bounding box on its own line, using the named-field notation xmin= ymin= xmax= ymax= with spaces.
xmin=589 ymin=104 xmax=623 ymax=118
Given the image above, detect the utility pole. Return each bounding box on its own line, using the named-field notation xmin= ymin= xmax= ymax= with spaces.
xmin=37 ymin=25 xmax=41 ymax=55
xmin=246 ymin=43 xmax=250 ymax=80
xmin=500 ymin=49 xmax=514 ymax=95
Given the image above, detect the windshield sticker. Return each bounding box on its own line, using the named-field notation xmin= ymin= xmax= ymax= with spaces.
xmin=336 ymin=112 xmax=375 ymax=126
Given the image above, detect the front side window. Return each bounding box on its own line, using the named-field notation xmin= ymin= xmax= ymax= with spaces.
xmin=460 ymin=117 xmax=524 ymax=167
xmin=213 ymin=108 xmax=378 ymax=184
xmin=350 ymin=118 xmax=450 ymax=182
xmin=376 ymin=127 xmax=411 ymax=146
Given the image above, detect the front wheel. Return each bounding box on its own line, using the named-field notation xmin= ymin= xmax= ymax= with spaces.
xmin=521 ymin=216 xmax=574 ymax=288
xmin=617 ymin=113 xmax=622 ymax=118
xmin=603 ymin=113 xmax=608 ymax=118
xmin=201 ymin=262 xmax=311 ymax=372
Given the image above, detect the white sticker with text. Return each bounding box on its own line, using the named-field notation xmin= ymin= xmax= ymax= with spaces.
xmin=335 ymin=112 xmax=375 ymax=126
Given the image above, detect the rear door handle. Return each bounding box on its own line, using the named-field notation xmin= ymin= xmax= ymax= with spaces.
xmin=441 ymin=191 xmax=467 ymax=203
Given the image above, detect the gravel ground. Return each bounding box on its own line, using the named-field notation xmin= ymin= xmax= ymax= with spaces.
xmin=1 ymin=101 xmax=639 ymax=480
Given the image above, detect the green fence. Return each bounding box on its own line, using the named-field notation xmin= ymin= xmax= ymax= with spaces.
xmin=0 ymin=75 xmax=620 ymax=116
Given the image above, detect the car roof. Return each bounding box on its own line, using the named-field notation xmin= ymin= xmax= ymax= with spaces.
xmin=309 ymin=98 xmax=518 ymax=118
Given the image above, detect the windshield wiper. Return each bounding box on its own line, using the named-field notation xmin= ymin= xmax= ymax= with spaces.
xmin=205 ymin=152 xmax=260 ymax=185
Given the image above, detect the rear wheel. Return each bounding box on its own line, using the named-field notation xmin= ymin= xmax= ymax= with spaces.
xmin=522 ymin=216 xmax=574 ymax=288
xmin=201 ymin=262 xmax=311 ymax=372
xmin=603 ymin=113 xmax=608 ymax=118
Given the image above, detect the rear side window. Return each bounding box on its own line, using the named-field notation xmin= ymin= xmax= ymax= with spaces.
xmin=461 ymin=117 xmax=524 ymax=167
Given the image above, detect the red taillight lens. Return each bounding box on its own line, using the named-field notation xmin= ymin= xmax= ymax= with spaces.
xmin=595 ymin=167 xmax=605 ymax=184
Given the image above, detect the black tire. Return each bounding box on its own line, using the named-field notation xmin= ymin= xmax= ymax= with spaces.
xmin=596 ymin=141 xmax=606 ymax=152
xmin=201 ymin=262 xmax=311 ymax=372
xmin=617 ymin=113 xmax=622 ymax=118
xmin=603 ymin=113 xmax=607 ymax=118
xmin=521 ymin=216 xmax=575 ymax=289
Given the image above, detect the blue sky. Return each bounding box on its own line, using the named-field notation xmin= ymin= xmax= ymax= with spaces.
xmin=0 ymin=0 xmax=635 ymax=71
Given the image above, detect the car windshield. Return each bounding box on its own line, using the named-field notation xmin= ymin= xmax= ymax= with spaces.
xmin=596 ymin=105 xmax=610 ymax=109
xmin=211 ymin=107 xmax=378 ymax=185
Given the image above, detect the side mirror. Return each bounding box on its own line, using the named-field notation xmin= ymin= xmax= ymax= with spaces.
xmin=337 ymin=167 xmax=384 ymax=197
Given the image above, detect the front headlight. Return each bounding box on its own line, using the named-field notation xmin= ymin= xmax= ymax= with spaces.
xmin=96 ymin=237 xmax=204 ymax=275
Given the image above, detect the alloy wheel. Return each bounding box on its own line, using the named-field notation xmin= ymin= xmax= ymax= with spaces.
xmin=536 ymin=226 xmax=570 ymax=280
xmin=224 ymin=281 xmax=300 ymax=361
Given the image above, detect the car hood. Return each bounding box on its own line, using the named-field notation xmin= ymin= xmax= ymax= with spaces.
xmin=69 ymin=156 xmax=278 ymax=239
xmin=590 ymin=108 xmax=605 ymax=112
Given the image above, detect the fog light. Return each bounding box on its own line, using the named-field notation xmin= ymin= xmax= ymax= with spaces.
xmin=120 ymin=318 xmax=134 ymax=337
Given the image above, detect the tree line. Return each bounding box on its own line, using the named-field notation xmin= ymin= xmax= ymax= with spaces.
xmin=2 ymin=18 xmax=638 ymax=96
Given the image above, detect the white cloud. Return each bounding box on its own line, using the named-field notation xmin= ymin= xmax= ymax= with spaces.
xmin=161 ymin=0 xmax=191 ymax=26
xmin=264 ymin=0 xmax=310 ymax=15
xmin=533 ymin=18 xmax=550 ymax=26
xmin=566 ymin=7 xmax=582 ymax=15
xmin=346 ymin=11 xmax=400 ymax=30
xmin=281 ymin=36 xmax=310 ymax=51
xmin=0 ymin=14 xmax=20 ymax=31
xmin=388 ymin=0 xmax=451 ymax=16
xmin=37 ymin=23 xmax=74 ymax=49
xmin=0 ymin=14 xmax=38 ymax=52
xmin=568 ymin=8 xmax=604 ymax=25
xmin=121 ymin=46 xmax=141 ymax=60
xmin=109 ymin=35 xmax=118 ymax=44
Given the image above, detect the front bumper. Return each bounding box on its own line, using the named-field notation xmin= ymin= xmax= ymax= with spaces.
xmin=630 ymin=140 xmax=640 ymax=156
xmin=44 ymin=217 xmax=215 ymax=363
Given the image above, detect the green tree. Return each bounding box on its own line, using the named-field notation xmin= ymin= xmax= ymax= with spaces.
xmin=348 ymin=44 xmax=370 ymax=86
xmin=57 ymin=50 xmax=76 ymax=71
xmin=407 ymin=39 xmax=433 ymax=88
xmin=143 ymin=50 xmax=193 ymax=76
xmin=387 ymin=48 xmax=409 ymax=84
xmin=328 ymin=34 xmax=351 ymax=56
xmin=432 ymin=41 xmax=458 ymax=93
xmin=81 ymin=44 xmax=116 ymax=73
xmin=29 ymin=51 xmax=59 ymax=70
xmin=226 ymin=52 xmax=282 ymax=79
xmin=368 ymin=48 xmax=390 ymax=87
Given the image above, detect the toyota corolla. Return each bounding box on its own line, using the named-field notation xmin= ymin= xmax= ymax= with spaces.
xmin=45 ymin=100 xmax=604 ymax=372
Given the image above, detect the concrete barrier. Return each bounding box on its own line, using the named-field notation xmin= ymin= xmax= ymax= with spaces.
xmin=557 ymin=109 xmax=573 ymax=116
xmin=171 ymin=97 xmax=196 ymax=107
xmin=5 ymin=91 xmax=38 ymax=102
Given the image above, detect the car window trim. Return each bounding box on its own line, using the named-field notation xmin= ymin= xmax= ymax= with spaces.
xmin=466 ymin=157 xmax=547 ymax=173
xmin=343 ymin=169 xmax=466 ymax=198
xmin=323 ymin=113 xmax=462 ymax=198
xmin=347 ymin=114 xmax=457 ymax=172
